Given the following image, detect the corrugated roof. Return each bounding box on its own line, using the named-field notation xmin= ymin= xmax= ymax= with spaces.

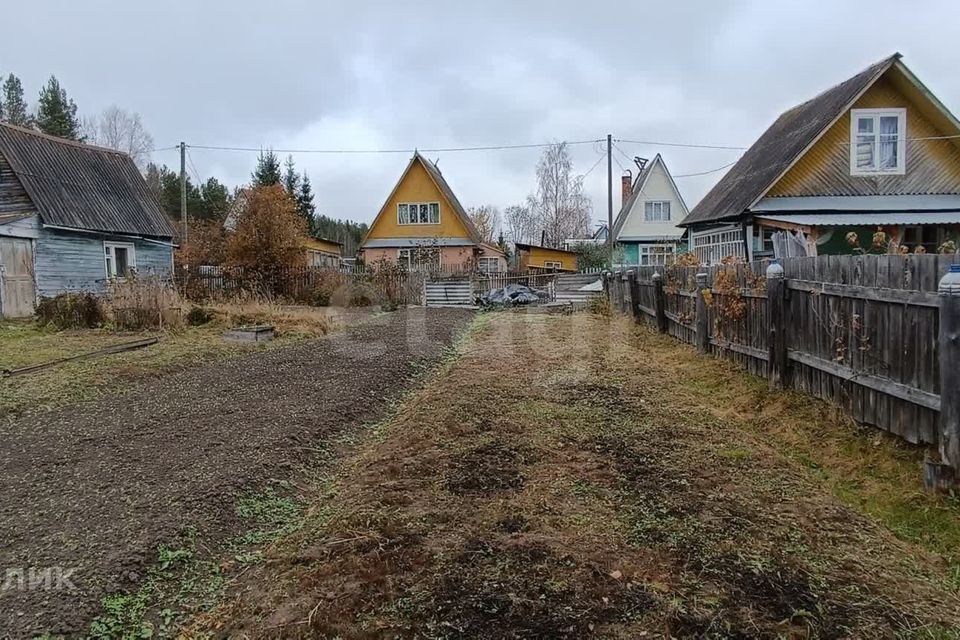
xmin=0 ymin=123 xmax=173 ymax=238
xmin=753 ymin=194 xmax=960 ymax=212
xmin=756 ymin=211 xmax=960 ymax=226
xmin=362 ymin=237 xmax=476 ymax=248
xmin=682 ymin=53 xmax=901 ymax=227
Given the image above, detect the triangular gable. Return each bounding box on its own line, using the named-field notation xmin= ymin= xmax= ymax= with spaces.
xmin=682 ymin=53 xmax=901 ymax=227
xmin=362 ymin=152 xmax=480 ymax=247
xmin=611 ymin=154 xmax=689 ymax=239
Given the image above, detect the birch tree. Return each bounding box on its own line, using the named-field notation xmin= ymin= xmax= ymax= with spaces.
xmin=84 ymin=106 xmax=154 ymax=168
xmin=526 ymin=142 xmax=591 ymax=247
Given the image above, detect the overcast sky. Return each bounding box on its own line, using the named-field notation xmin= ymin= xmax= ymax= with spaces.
xmin=4 ymin=0 xmax=959 ymax=230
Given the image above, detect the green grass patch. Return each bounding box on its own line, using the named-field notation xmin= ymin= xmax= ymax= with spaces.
xmin=86 ymin=529 xmax=222 ymax=640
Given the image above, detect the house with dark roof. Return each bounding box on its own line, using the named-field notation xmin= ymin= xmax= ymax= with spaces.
xmin=359 ymin=152 xmax=506 ymax=272
xmin=681 ymin=53 xmax=960 ymax=264
xmin=0 ymin=123 xmax=175 ymax=317
xmin=611 ymin=154 xmax=689 ymax=266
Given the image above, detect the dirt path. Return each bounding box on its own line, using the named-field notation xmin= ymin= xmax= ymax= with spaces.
xmin=200 ymin=312 xmax=960 ymax=639
xmin=0 ymin=308 xmax=472 ymax=639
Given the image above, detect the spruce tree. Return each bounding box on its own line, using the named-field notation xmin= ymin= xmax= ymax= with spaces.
xmin=282 ymin=155 xmax=299 ymax=195
xmin=1 ymin=74 xmax=31 ymax=127
xmin=297 ymin=171 xmax=317 ymax=234
xmin=251 ymin=149 xmax=281 ymax=186
xmin=35 ymin=76 xmax=82 ymax=139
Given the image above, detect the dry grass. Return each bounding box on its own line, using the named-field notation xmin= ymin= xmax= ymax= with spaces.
xmin=0 ymin=304 xmax=363 ymax=419
xmin=192 ymin=313 xmax=960 ymax=639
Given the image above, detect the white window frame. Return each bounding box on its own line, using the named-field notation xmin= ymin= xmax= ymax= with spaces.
xmin=691 ymin=227 xmax=744 ymax=266
xmin=850 ymin=108 xmax=906 ymax=176
xmin=103 ymin=241 xmax=136 ymax=279
xmin=397 ymin=202 xmax=440 ymax=226
xmin=543 ymin=260 xmax=563 ymax=270
xmin=637 ymin=244 xmax=675 ymax=266
xmin=478 ymin=256 xmax=501 ymax=273
xmin=398 ymin=247 xmax=442 ymax=271
xmin=644 ymin=200 xmax=671 ymax=222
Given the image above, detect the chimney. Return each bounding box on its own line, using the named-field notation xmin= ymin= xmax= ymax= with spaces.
xmin=621 ymin=171 xmax=633 ymax=208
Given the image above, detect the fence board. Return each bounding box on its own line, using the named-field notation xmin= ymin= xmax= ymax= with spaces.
xmin=605 ymin=254 xmax=955 ymax=452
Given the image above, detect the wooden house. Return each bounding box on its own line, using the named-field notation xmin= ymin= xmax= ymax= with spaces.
xmin=0 ymin=123 xmax=174 ymax=317
xmin=359 ymin=152 xmax=505 ymax=272
xmin=611 ymin=154 xmax=689 ymax=266
xmin=681 ymin=53 xmax=960 ymax=264
xmin=514 ymin=242 xmax=578 ymax=272
xmin=303 ymin=237 xmax=342 ymax=268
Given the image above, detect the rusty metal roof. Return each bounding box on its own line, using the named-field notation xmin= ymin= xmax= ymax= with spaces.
xmin=0 ymin=123 xmax=173 ymax=238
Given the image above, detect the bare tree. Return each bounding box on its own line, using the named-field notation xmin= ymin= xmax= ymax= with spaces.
xmin=84 ymin=106 xmax=154 ymax=168
xmin=504 ymin=204 xmax=537 ymax=245
xmin=526 ymin=142 xmax=591 ymax=247
xmin=467 ymin=204 xmax=501 ymax=244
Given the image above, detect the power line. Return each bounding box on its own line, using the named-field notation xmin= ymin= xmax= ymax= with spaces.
xmin=185 ymin=148 xmax=203 ymax=185
xmin=581 ymin=152 xmax=606 ymax=179
xmin=180 ymin=138 xmax=604 ymax=155
xmin=616 ymin=138 xmax=747 ymax=151
xmin=673 ymin=160 xmax=740 ymax=178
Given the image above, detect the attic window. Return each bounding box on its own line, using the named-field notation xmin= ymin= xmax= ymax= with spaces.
xmin=850 ymin=108 xmax=906 ymax=175
xmin=644 ymin=201 xmax=671 ymax=222
xmin=398 ymin=202 xmax=440 ymax=225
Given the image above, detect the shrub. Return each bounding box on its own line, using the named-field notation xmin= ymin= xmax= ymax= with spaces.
xmin=106 ymin=276 xmax=182 ymax=330
xmin=587 ymin=294 xmax=611 ymax=316
xmin=186 ymin=306 xmax=213 ymax=326
xmin=35 ymin=292 xmax=105 ymax=329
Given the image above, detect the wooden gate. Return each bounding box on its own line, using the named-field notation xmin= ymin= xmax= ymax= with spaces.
xmin=0 ymin=237 xmax=36 ymax=318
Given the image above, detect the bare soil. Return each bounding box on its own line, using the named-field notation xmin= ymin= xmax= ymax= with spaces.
xmin=196 ymin=312 xmax=960 ymax=639
xmin=0 ymin=308 xmax=472 ymax=639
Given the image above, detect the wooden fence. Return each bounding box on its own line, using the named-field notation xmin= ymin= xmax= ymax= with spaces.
xmin=606 ymin=254 xmax=960 ymax=487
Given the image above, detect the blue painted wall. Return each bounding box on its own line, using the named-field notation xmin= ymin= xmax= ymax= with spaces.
xmin=34 ymin=228 xmax=173 ymax=298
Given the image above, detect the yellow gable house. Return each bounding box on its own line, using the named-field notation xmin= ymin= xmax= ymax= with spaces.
xmin=360 ymin=152 xmax=506 ymax=272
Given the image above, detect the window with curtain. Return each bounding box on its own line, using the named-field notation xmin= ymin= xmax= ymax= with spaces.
xmin=851 ymin=108 xmax=905 ymax=175
xmin=397 ymin=202 xmax=440 ymax=225
xmin=644 ymin=201 xmax=671 ymax=222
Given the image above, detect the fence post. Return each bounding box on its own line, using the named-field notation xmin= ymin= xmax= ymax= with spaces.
xmin=695 ymin=271 xmax=709 ymax=353
xmin=652 ymin=272 xmax=667 ymax=333
xmin=627 ymin=269 xmax=640 ymax=322
xmin=620 ymin=271 xmax=630 ymax=314
xmin=766 ymin=260 xmax=788 ymax=390
xmin=926 ymin=264 xmax=960 ymax=491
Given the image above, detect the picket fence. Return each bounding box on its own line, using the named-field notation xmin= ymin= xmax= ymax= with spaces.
xmin=606 ymin=254 xmax=960 ymax=487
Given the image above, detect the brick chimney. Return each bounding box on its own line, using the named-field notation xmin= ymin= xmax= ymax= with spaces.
xmin=621 ymin=171 xmax=633 ymax=209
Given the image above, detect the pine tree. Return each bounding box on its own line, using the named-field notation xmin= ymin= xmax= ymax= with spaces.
xmin=282 ymin=155 xmax=299 ymax=195
xmin=251 ymin=149 xmax=282 ymax=186
xmin=35 ymin=76 xmax=82 ymax=140
xmin=297 ymin=171 xmax=317 ymax=234
xmin=1 ymin=74 xmax=31 ymax=127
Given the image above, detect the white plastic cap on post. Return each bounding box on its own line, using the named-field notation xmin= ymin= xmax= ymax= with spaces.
xmin=939 ymin=264 xmax=960 ymax=296
xmin=766 ymin=259 xmax=784 ymax=279
xmin=652 ymin=272 xmax=662 ymax=281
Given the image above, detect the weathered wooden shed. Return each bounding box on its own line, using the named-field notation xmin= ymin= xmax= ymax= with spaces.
xmin=0 ymin=123 xmax=174 ymax=317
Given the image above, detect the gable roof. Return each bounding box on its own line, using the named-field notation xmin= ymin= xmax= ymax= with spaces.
xmin=0 ymin=123 xmax=173 ymax=238
xmin=611 ymin=154 xmax=689 ymax=239
xmin=362 ymin=152 xmax=481 ymax=246
xmin=682 ymin=53 xmax=904 ymax=227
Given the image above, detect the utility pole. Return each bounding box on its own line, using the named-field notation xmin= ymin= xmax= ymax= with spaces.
xmin=179 ymin=141 xmax=187 ymax=244
xmin=606 ymin=133 xmax=613 ymax=269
